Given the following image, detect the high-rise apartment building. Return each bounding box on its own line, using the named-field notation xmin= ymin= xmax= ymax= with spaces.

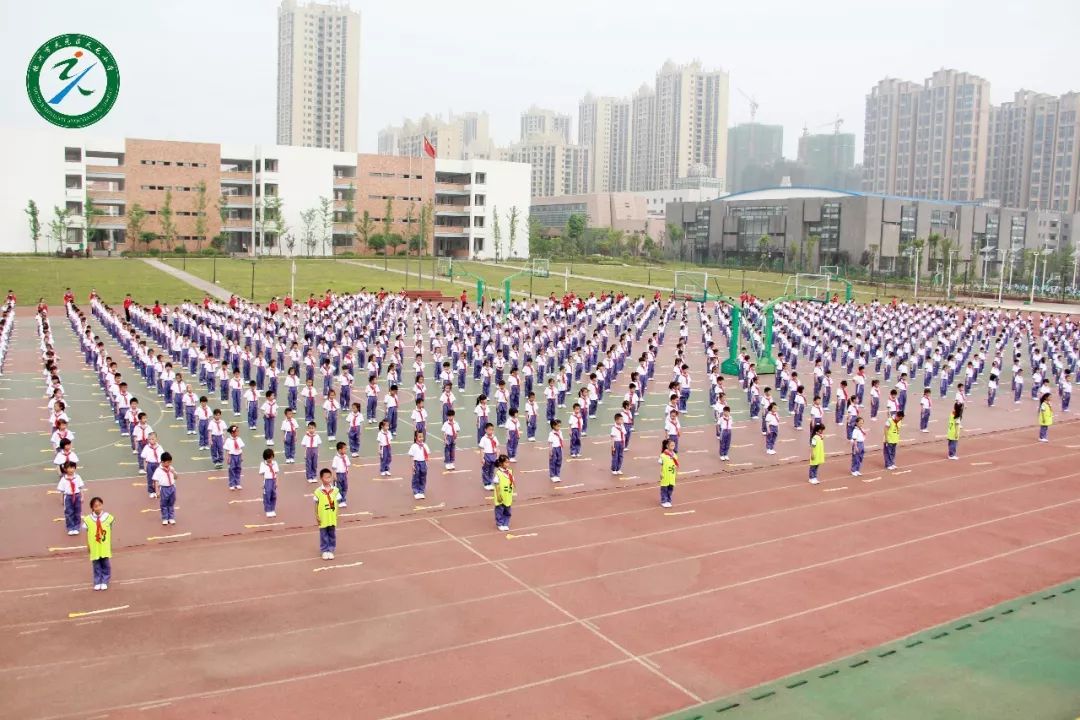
xmin=378 ymin=112 xmax=495 ymax=160
xmin=726 ymin=123 xmax=783 ymax=192
xmin=520 ymin=106 xmax=572 ymax=144
xmin=797 ymin=132 xmax=857 ymax=189
xmin=862 ymin=70 xmax=990 ymax=201
xmin=579 ymin=94 xmax=633 ymax=192
xmin=629 ymin=84 xmax=656 ymax=192
xmin=650 ymin=61 xmax=730 ymax=192
xmin=987 ymin=90 xmax=1080 ymax=213
xmin=500 ymin=133 xmax=590 ymax=198
xmin=276 ymin=0 xmax=362 ymax=152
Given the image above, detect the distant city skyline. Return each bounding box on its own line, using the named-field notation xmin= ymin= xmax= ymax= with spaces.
xmin=1 ymin=0 xmax=1077 ymax=162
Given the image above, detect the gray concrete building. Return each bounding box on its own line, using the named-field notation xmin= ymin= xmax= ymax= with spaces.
xmin=798 ymin=132 xmax=857 ymax=189
xmin=667 ymin=187 xmax=1078 ymax=279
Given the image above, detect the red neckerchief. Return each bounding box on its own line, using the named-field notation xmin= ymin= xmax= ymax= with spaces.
xmin=94 ymin=513 xmax=106 ymax=543
xmin=321 ymin=486 xmax=335 ymax=511
xmin=66 ymin=474 xmax=77 ymax=496
xmin=663 ymin=449 xmax=679 ymax=468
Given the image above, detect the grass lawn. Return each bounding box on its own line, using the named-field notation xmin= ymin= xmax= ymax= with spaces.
xmin=0 ymin=257 xmax=203 ymax=306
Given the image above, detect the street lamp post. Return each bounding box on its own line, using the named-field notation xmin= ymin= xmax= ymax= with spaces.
xmin=1030 ymin=248 xmax=1053 ymax=304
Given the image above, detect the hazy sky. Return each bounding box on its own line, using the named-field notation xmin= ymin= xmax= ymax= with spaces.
xmin=2 ymin=0 xmax=1077 ymax=161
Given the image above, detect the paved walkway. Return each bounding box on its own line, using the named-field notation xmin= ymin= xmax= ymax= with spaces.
xmin=339 ymin=259 xmax=536 ymax=299
xmin=142 ymin=257 xmax=232 ymax=301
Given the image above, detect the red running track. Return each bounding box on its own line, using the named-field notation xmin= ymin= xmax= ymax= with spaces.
xmin=1 ymin=422 xmax=1079 ymax=719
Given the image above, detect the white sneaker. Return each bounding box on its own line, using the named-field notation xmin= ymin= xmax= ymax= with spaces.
xmin=168 ymin=519 xmax=176 ymax=524
xmin=446 ymin=464 xmax=455 ymax=470
xmin=162 ymin=519 xmax=169 ymax=525
xmin=661 ymin=501 xmax=672 ymax=508
xmin=887 ymin=465 xmax=898 ymax=470
xmin=101 ymin=584 xmax=108 ymax=590
xmin=551 ymin=476 xmax=561 ymax=483
xmin=414 ymin=493 xmax=425 ymax=500
xmin=921 ymin=429 xmax=929 ymax=433
xmin=266 ymin=511 xmax=277 ymax=518
xmin=351 ymin=452 xmax=359 ymax=458
xmin=148 ymin=492 xmax=157 ymax=498
xmin=720 ymin=455 xmax=728 ymax=461
xmin=1039 ymin=438 xmax=1049 ymax=442
xmin=266 ymin=440 xmax=274 ymax=446
xmin=809 ymin=478 xmax=821 ymax=485
xmin=484 ymin=484 xmax=494 ymax=490
xmin=307 ymin=478 xmax=316 ymax=483
xmin=321 ymin=552 xmax=330 ymax=560
xmin=766 ymin=449 xmax=776 ymax=455
xmin=67 ymin=529 xmax=77 ymax=536
xmin=509 ymin=458 xmax=517 ymax=463
xmin=236 ymin=485 xmax=243 ymax=490
xmin=327 ymin=552 xmax=334 ymax=560
xmin=93 ymin=584 xmax=102 ymax=591
xmin=852 ymin=471 xmax=859 ymax=477
xmin=498 ymin=525 xmax=509 ymax=532
xmin=338 ymin=501 xmax=347 ymax=508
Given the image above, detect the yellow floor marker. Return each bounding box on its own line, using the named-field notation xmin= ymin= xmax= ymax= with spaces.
xmin=505 ymin=532 xmax=538 ymax=539
xmin=48 ymin=545 xmax=83 ymax=553
xmin=68 ymin=605 xmax=129 ymax=619
xmin=664 ymin=510 xmax=696 ymax=516
xmin=413 ymin=502 xmax=446 ymax=511
xmin=243 ymin=522 xmax=284 ymax=529
xmin=312 ymin=561 xmax=363 ymax=573
xmin=146 ymin=532 xmax=191 ymax=541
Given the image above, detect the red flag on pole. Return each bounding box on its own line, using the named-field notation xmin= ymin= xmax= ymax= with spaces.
xmin=422 ymin=136 xmax=436 ymax=159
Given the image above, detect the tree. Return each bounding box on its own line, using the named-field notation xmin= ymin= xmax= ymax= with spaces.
xmin=382 ymin=198 xmax=394 ymax=267
xmin=366 ymin=234 xmax=386 ymax=253
xmin=491 ymin=205 xmax=502 ymax=261
xmin=84 ymin=193 xmax=104 ymax=249
xmin=909 ymin=237 xmax=926 ymax=279
xmin=48 ymin=206 xmax=72 ymax=253
xmin=567 ymin=213 xmax=587 ymax=255
xmin=786 ymin=240 xmax=800 ymax=271
xmin=757 ymin=234 xmax=771 ymax=270
xmin=356 ymin=210 xmax=374 ymax=253
xmin=666 ymin=223 xmax=685 ymax=262
xmin=299 ymin=208 xmax=318 ymax=257
xmin=194 ymin=181 xmax=208 ymax=251
xmin=804 ymin=234 xmax=820 ymax=273
xmin=159 ymin=189 xmax=176 ymax=251
xmin=283 ymin=232 xmax=296 ymax=256
xmin=408 ymin=234 xmax=425 ymax=252
xmin=507 ymin=206 xmax=520 ymax=259
xmin=385 ymin=233 xmax=404 ymax=255
xmin=262 ymin=196 xmax=284 ymax=255
xmin=139 ymin=231 xmax=157 ymax=252
xmin=642 ymin=234 xmax=658 ymax=260
xmin=927 ymin=232 xmax=942 ymax=272
xmin=127 ymin=203 xmax=147 ymax=251
xmin=317 ymin=196 xmax=332 ymax=256
xmin=417 ymin=201 xmax=433 ymax=259
xmin=25 ymin=200 xmax=41 ymax=253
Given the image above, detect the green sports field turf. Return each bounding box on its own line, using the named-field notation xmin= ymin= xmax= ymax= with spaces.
xmin=663 ymin=580 xmax=1080 ymax=720
xmin=0 ymin=257 xmax=204 ymax=306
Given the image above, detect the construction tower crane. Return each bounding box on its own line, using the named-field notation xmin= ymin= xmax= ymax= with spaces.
xmin=801 ymin=116 xmax=844 ymax=136
xmin=737 ymin=88 xmax=759 ymax=122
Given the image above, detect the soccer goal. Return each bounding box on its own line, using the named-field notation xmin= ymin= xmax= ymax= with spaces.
xmin=673 ymin=271 xmax=709 ymax=301
xmin=819 ymin=265 xmax=840 ymax=278
xmin=435 ymin=256 xmax=454 ymax=277
xmin=785 ymin=273 xmax=832 ymax=301
xmin=529 ymin=258 xmax=551 ymax=278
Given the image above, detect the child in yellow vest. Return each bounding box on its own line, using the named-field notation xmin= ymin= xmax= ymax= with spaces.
xmin=809 ymin=424 xmax=825 ymax=485
xmin=494 ymin=454 xmax=514 ymax=532
xmin=946 ymin=403 xmax=962 ymax=459
xmin=314 ymin=468 xmax=341 ymax=560
xmin=1038 ymin=392 xmax=1053 ymax=442
xmin=883 ymin=411 xmax=904 ymax=470
xmin=83 ymin=496 xmax=114 ymax=591
xmin=659 ymin=438 xmax=678 ymax=507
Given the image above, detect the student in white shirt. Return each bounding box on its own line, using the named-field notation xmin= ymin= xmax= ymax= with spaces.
xmin=259 ymin=448 xmax=280 ymax=517
xmin=151 ymin=451 xmax=178 ymax=525
xmin=408 ymin=430 xmax=432 ymax=500
xmin=547 ymin=419 xmax=564 ymax=483
xmin=442 ymin=409 xmax=460 ymax=470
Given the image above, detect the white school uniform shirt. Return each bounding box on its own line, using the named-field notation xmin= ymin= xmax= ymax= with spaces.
xmin=474 ymin=403 xmax=490 ymax=421
xmin=525 ymin=400 xmax=538 ymax=419
xmin=610 ymin=423 xmax=626 ymax=444
xmin=954 ymin=389 xmax=967 ymax=404
xmin=810 ymin=405 xmax=823 ymax=422
xmin=886 ymin=398 xmax=898 ymax=414
xmin=284 ymin=375 xmax=300 ymax=390
xmin=152 ymin=465 xmax=177 ymax=487
xmin=408 ymin=442 xmax=431 ymax=462
xmin=50 ymin=428 xmax=75 ymax=450
xmin=140 ymin=443 xmax=163 ymax=465
xmin=261 ymin=399 xmax=278 ymax=418
xmin=851 ymin=427 xmax=866 ymax=444
xmin=281 ymin=417 xmax=300 ymax=436
xmin=331 ymin=454 xmax=350 ymax=475
xmin=57 ymin=473 xmax=85 ymax=496
xmin=322 ymin=398 xmax=339 ymax=414
xmin=569 ymin=414 xmax=584 ymax=431
xmin=718 ymin=414 xmax=733 ymax=433
xmin=664 ymin=417 xmax=682 ymax=437
xmin=411 ymin=407 xmax=428 ymax=424
xmin=765 ymin=411 xmax=780 ymax=428
xmin=258 ymin=460 xmax=280 ymax=481
xmin=209 ymin=419 xmax=227 ymax=437
xmin=440 ymin=390 xmax=456 ymax=407
xmin=53 ymin=451 xmax=78 ymax=468
xmin=384 ymin=393 xmax=398 ymax=409
xmin=300 ymin=385 xmax=318 ymax=400
xmin=479 ymin=435 xmax=499 ymax=454
xmin=196 ymin=405 xmax=213 ymax=422
xmin=442 ymin=420 xmax=460 ymax=442
xmin=301 ymin=431 xmax=322 ymax=449
xmin=377 ymin=430 xmax=392 ymax=448
xmin=225 ymin=436 xmax=245 ymax=456
xmin=920 ymin=395 xmax=932 ymax=412
xmin=504 ymin=417 xmax=520 ymax=435
xmin=548 ymin=429 xmax=564 ymax=448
